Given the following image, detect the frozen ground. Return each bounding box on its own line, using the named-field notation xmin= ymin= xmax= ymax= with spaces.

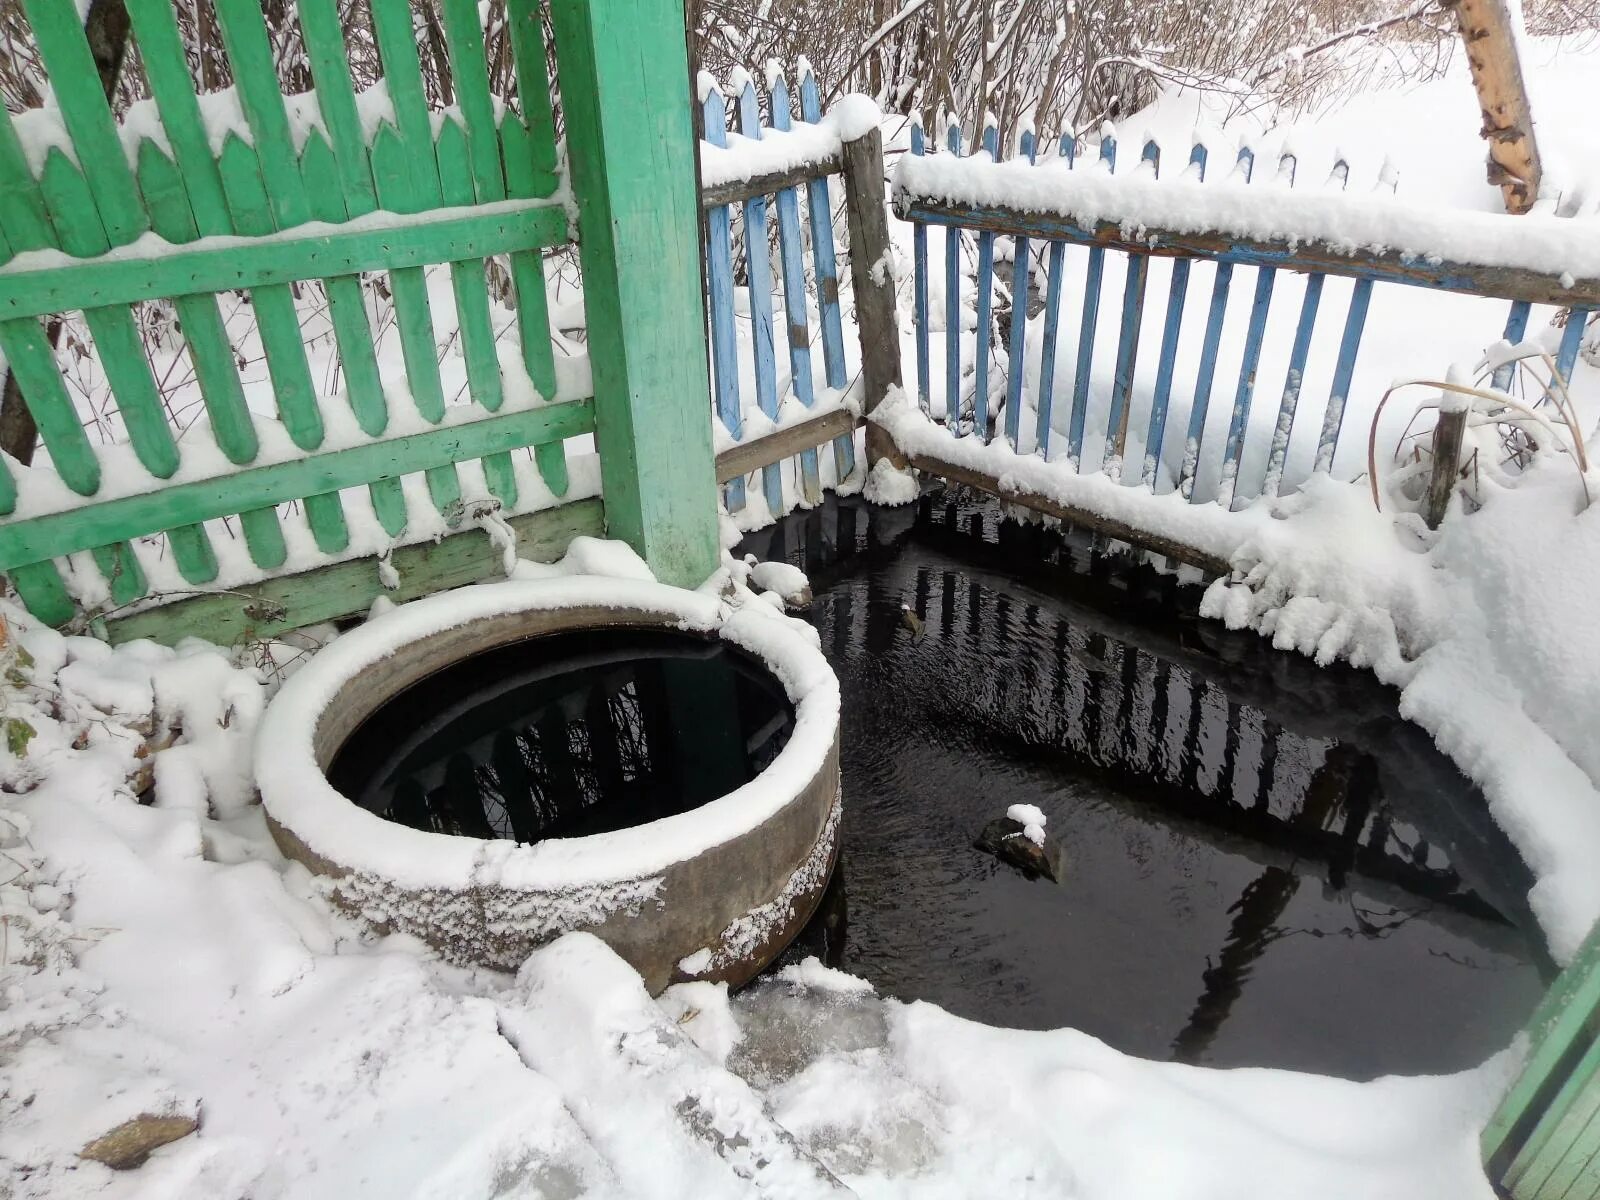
xmin=6 ymin=30 xmax=1600 ymax=1200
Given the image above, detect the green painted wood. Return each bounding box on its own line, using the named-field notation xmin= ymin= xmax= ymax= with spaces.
xmin=369 ymin=122 xmax=459 ymax=517
xmin=0 ymin=398 xmax=593 ymax=572
xmin=290 ymin=0 xmax=379 ymax=216
xmin=1507 ymin=1037 xmax=1600 ymax=1194
xmin=549 ymin=0 xmax=719 ymax=587
xmin=10 ymin=561 xmax=75 ymax=626
xmin=0 ymin=200 xmax=567 ymax=322
xmin=236 ymin=506 xmax=289 ymax=571
xmin=439 ymin=0 xmax=507 ymax=203
xmin=213 ymin=0 xmax=313 ymax=230
xmin=299 ymin=131 xmax=409 ymax=538
xmin=1486 ymin=924 xmax=1600 ymax=1168
xmin=1553 ymin=1120 xmax=1600 ymax=1200
xmin=0 ymin=318 xmax=99 ymax=495
xmin=20 ymin=0 xmax=148 ymax=246
xmin=0 ymin=107 xmax=55 ymax=256
xmin=437 ymin=119 xmax=515 ymax=508
xmin=501 ymin=114 xmax=566 ymax=498
xmin=124 ymin=0 xmax=233 ymax=236
xmin=105 ymin=496 xmax=604 ymax=647
xmin=90 ymin=541 xmax=148 ymax=607
xmin=368 ymin=0 xmax=443 ymax=207
xmin=167 ymin=524 xmax=221 ymax=585
xmin=37 ymin=147 xmax=178 ymax=480
xmin=506 ymin=0 xmax=561 ymax=198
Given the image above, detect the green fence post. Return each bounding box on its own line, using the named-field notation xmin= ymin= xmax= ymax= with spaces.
xmin=549 ymin=0 xmax=720 ymax=588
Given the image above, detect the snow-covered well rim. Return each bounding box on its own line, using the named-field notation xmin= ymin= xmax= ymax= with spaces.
xmin=257 ymin=577 xmax=840 ymax=894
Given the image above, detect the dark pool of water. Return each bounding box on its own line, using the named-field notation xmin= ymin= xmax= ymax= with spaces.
xmin=326 ymin=628 xmax=795 ymax=842
xmin=741 ymin=490 xmax=1550 ymax=1080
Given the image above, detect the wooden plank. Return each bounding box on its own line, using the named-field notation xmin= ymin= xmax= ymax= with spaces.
xmin=21 ymin=0 xmax=148 ymax=245
xmin=505 ymin=0 xmax=561 ymax=199
xmin=1142 ymin=142 xmax=1202 ymax=489
xmin=700 ymin=154 xmax=844 ymax=209
xmin=896 ymin=194 xmax=1600 ymax=308
xmin=1069 ymin=136 xmax=1117 ymax=467
xmin=1315 ymin=278 xmax=1373 ymax=473
xmin=945 ymin=122 xmax=963 ymax=433
xmin=910 ymin=122 xmax=930 ymax=415
xmin=1262 ymin=273 xmax=1326 ymax=496
xmin=293 ymin=0 xmax=379 ymax=216
xmin=0 ymin=318 xmax=99 ymax=495
xmin=0 ymin=201 xmax=568 ymax=321
xmin=736 ymin=75 xmax=786 ymax=516
xmin=213 ymin=0 xmax=313 ymax=229
xmin=971 ymin=123 xmax=1000 ymax=444
xmin=797 ymin=65 xmax=854 ymax=482
xmin=0 ymin=400 xmax=594 ymax=572
xmin=701 ymin=86 xmax=745 ymax=513
xmin=105 ymin=497 xmax=606 ymax=646
xmin=715 ymin=408 xmax=861 ymax=483
xmin=1448 ymin=0 xmax=1542 ymax=214
xmin=1035 ymin=239 xmax=1068 ymax=458
xmin=767 ymin=69 xmax=822 ymax=504
xmin=368 ymin=0 xmax=443 ymax=206
xmin=549 ymin=0 xmax=720 ymax=588
xmin=1179 ymin=261 xmax=1235 ymax=500
xmin=1492 ymin=299 xmax=1533 ymax=390
xmin=1217 ymin=265 xmax=1277 ymax=508
xmin=1104 ymin=140 xmax=1159 ymax=476
xmin=901 ymin=443 xmax=1230 ymax=575
xmin=840 ymin=125 xmax=905 ymax=470
xmin=439 ymin=0 xmax=508 ymax=204
xmin=1504 ymin=1042 xmax=1600 ymax=1197
xmin=1003 ymin=129 xmax=1035 ymax=448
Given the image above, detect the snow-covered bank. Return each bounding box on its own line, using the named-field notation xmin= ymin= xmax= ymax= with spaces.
xmin=1204 ymin=460 xmax=1600 ymax=964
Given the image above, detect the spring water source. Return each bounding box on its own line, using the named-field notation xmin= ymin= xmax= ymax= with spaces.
xmin=740 ymin=491 xmax=1547 ymax=1080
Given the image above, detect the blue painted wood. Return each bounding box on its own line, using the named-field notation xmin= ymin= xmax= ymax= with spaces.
xmin=1144 ymin=144 xmax=1207 ymax=489
xmin=1492 ymin=300 xmax=1533 ymax=391
xmin=1315 ymin=278 xmax=1373 ymax=473
xmin=1236 ymin=145 xmax=1257 ymax=182
xmin=1004 ymin=129 xmax=1037 ymax=448
xmin=1180 ymin=261 xmax=1236 ymax=500
xmin=767 ymin=70 xmax=822 ymax=502
xmin=1068 ymin=133 xmax=1116 ymax=467
xmin=1328 ymin=157 xmax=1350 ymax=190
xmin=972 ymin=123 xmax=999 ymax=442
xmin=1262 ymin=273 xmax=1325 ymax=496
xmin=946 ymin=119 xmax=964 ymax=433
xmin=1218 ymin=265 xmax=1278 ymax=508
xmin=1555 ymin=307 xmax=1590 ymax=391
xmin=911 ymin=120 xmax=931 ymax=415
xmin=702 ymin=87 xmax=745 ymax=511
xmin=1103 ymin=139 xmax=1159 ymax=476
xmin=1277 ymin=150 xmax=1298 ymax=186
xmin=1032 ymin=133 xmax=1075 ymax=457
xmin=798 ymin=65 xmax=854 ymax=482
xmin=737 ymin=76 xmax=784 ymax=516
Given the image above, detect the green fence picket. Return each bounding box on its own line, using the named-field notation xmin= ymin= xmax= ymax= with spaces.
xmin=369 ymin=0 xmax=444 ymax=207
xmin=212 ymin=0 xmax=313 ymax=230
xmin=294 ymin=0 xmax=380 ymax=215
xmin=439 ymin=0 xmax=508 ymax=203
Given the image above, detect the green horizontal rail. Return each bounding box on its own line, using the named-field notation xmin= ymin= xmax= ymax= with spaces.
xmin=105 ymin=496 xmax=606 ymax=647
xmin=0 ymin=199 xmax=568 ymax=319
xmin=0 ymin=399 xmax=594 ymax=570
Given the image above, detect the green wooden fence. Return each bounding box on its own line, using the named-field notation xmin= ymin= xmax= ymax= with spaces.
xmin=0 ymin=0 xmax=719 ymax=645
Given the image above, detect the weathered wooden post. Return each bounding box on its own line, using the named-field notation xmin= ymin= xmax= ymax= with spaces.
xmin=1445 ymin=0 xmax=1543 ymax=214
xmin=839 ymin=126 xmax=907 ymax=472
xmin=548 ymin=0 xmax=721 ymax=587
xmin=1423 ymin=401 xmax=1470 ymax=530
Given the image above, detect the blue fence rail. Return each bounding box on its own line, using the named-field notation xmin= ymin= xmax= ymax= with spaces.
xmin=893 ymin=121 xmax=1597 ymax=511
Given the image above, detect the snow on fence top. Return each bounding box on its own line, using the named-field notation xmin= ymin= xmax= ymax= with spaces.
xmin=894 ymin=138 xmax=1600 ymax=305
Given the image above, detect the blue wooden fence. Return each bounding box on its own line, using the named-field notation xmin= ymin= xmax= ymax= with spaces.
xmin=698 ymin=63 xmax=862 ymax=518
xmin=897 ymin=121 xmax=1595 ymax=511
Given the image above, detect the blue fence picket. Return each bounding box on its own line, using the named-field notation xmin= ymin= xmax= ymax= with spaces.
xmin=946 ymin=118 xmax=964 ymax=433
xmin=1218 ymin=263 xmax=1278 ymax=508
xmin=972 ymin=121 xmax=999 ymax=442
xmin=1069 ymin=132 xmax=1117 ymax=467
xmin=1003 ymin=129 xmax=1037 ymax=448
xmin=736 ymin=73 xmax=785 ymax=516
xmin=798 ymin=64 xmax=854 ymax=482
xmin=1143 ymin=142 xmax=1207 ymax=489
xmin=767 ymin=68 xmax=822 ymax=503
xmin=1556 ymin=308 xmax=1590 ymax=390
xmin=1492 ymin=300 xmax=1533 ymax=391
xmin=701 ymin=84 xmax=744 ymax=510
xmin=1104 ymin=138 xmax=1159 ymax=477
xmin=1315 ymin=279 xmax=1373 ymax=474
xmin=912 ymin=120 xmax=931 ymax=416
xmin=1034 ymin=132 xmax=1076 ymax=459
xmin=1180 ymin=260 xmax=1235 ymax=500
xmin=1261 ymin=273 xmax=1325 ymax=496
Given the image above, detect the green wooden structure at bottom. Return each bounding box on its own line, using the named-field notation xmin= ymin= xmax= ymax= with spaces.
xmin=106 ymin=497 xmax=604 ymax=647
xmin=1487 ymin=922 xmax=1600 ymax=1199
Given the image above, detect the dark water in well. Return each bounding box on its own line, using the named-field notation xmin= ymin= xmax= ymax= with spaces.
xmin=741 ymin=490 xmax=1549 ymax=1080
xmin=326 ymin=628 xmax=794 ymax=842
